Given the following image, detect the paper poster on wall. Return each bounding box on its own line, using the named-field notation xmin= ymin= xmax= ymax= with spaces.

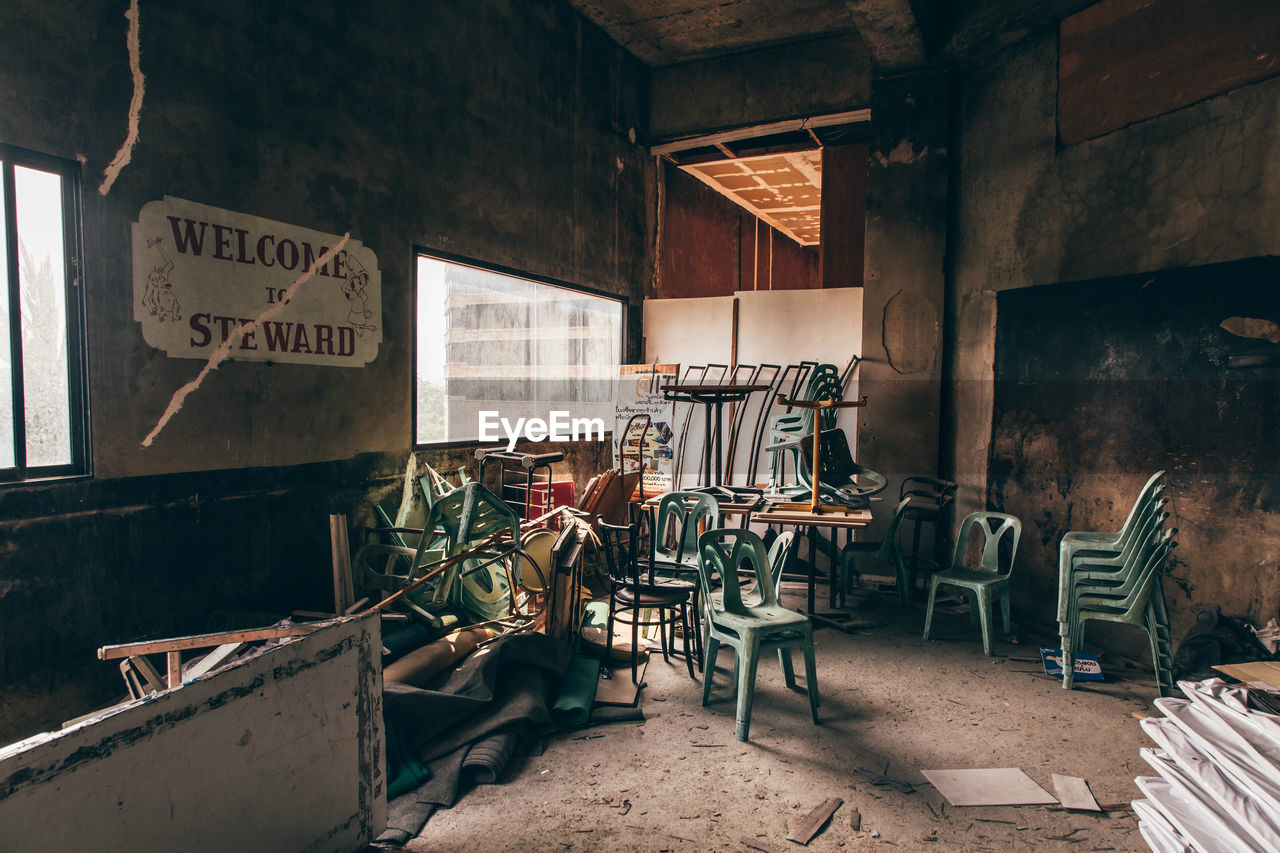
xmin=131 ymin=196 xmax=381 ymax=366
xmin=615 ymin=364 xmax=678 ymax=498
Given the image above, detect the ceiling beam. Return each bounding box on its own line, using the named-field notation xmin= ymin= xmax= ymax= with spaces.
xmin=650 ymin=108 xmax=871 ymax=155
xmin=942 ymin=0 xmax=1097 ymax=64
xmin=844 ymin=0 xmax=927 ymax=70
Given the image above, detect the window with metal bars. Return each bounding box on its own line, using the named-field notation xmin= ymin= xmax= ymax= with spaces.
xmin=0 ymin=144 xmax=90 ymax=482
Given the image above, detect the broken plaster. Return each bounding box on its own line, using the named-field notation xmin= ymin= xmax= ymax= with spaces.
xmin=99 ymin=0 xmax=144 ymax=196
xmin=141 ymin=235 xmax=350 ymax=448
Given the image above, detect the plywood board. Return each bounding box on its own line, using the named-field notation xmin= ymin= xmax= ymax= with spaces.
xmin=922 ymin=768 xmax=1058 ymax=807
xmin=1052 ymin=774 xmax=1101 ymax=811
xmin=0 ymin=614 xmax=384 ymax=852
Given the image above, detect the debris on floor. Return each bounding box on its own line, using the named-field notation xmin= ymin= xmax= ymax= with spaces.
xmin=787 ymin=797 xmax=843 ymax=845
xmin=921 ymin=768 xmax=1058 ymax=807
xmin=1040 ymin=647 xmax=1105 ymax=681
xmin=1051 ymin=773 xmax=1101 ymax=811
xmin=854 ymin=764 xmax=916 ymax=794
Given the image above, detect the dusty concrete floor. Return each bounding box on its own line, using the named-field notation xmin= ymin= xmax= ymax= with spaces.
xmin=413 ymin=590 xmax=1155 ymax=852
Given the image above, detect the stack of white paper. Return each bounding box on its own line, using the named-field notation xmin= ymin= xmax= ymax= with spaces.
xmin=1134 ymin=678 xmax=1280 ymax=852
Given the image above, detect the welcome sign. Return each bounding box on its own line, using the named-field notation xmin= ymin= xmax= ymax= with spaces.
xmin=131 ymin=196 xmax=381 ymax=366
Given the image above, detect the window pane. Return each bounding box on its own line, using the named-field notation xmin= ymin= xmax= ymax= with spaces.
xmin=416 ymin=255 xmax=622 ymax=444
xmin=0 ymin=163 xmax=12 ymax=469
xmin=15 ymin=165 xmax=71 ymax=467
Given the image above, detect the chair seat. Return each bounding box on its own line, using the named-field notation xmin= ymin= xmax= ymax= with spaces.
xmin=615 ymin=586 xmax=690 ymax=607
xmin=714 ymin=604 xmax=810 ymax=633
xmin=931 ymin=568 xmax=1006 ymax=587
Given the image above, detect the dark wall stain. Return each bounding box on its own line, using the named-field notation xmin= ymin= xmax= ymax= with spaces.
xmin=990 ymin=255 xmax=1280 ymax=644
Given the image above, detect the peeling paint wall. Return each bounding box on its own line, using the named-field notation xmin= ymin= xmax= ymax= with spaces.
xmin=948 ymin=30 xmax=1280 ymax=643
xmin=0 ymin=0 xmax=647 ymax=741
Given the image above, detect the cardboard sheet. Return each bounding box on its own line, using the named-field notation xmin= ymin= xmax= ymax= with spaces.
xmin=1213 ymin=661 xmax=1280 ymax=691
xmin=1052 ymin=774 xmax=1101 ymax=811
xmin=922 ymin=768 xmax=1058 ymax=807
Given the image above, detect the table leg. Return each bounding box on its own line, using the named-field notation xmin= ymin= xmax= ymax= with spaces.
xmin=802 ymin=522 xmax=861 ymax=633
xmin=703 ymin=404 xmax=714 ymax=488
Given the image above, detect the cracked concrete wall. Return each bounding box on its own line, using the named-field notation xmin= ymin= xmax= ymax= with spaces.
xmin=2 ymin=0 xmax=650 ymax=479
xmin=859 ymin=73 xmax=949 ymax=544
xmin=949 ymin=30 xmax=1280 ymax=642
xmin=0 ymin=0 xmax=647 ymax=742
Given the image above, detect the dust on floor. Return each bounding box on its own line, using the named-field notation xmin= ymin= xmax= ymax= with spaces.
xmin=413 ymin=592 xmax=1154 ymax=852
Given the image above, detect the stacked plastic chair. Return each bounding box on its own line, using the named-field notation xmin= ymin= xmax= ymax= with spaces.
xmin=1057 ymin=471 xmax=1177 ymax=696
xmin=765 ymin=363 xmax=886 ymax=510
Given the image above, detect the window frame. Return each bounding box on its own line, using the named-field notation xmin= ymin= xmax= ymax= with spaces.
xmin=412 ymin=246 xmax=627 ymax=449
xmin=0 ymin=143 xmax=91 ymax=484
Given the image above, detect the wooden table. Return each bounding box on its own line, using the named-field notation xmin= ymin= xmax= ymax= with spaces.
xmin=660 ymin=383 xmax=771 ymax=487
xmin=754 ymin=502 xmax=872 ymax=632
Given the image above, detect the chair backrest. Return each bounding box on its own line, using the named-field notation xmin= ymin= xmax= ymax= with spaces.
xmin=875 ymin=497 xmax=916 ymax=559
xmin=949 ymin=511 xmax=1022 ymax=578
xmin=1111 ymin=471 xmax=1166 ymax=538
xmin=597 ymin=510 xmax=641 ymax=587
xmin=803 ymin=363 xmax=844 ymax=432
xmin=899 ymin=475 xmax=957 ymax=504
xmin=794 ymin=428 xmax=888 ymax=500
xmin=652 ymin=491 xmax=721 ymax=567
xmin=698 ymin=528 xmax=778 ymax=615
xmin=1083 ymin=531 xmax=1177 ymax=617
xmin=769 ymin=531 xmax=796 ymax=598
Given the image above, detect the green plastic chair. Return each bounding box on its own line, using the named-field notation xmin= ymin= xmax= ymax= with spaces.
xmin=697 ymin=528 xmax=819 ymax=742
xmin=1056 ymin=472 xmax=1165 ymax=618
xmin=647 ymin=491 xmax=720 ymax=667
xmin=789 ymin=428 xmax=888 ymax=510
xmin=921 ymin=512 xmax=1022 ymax=656
xmin=838 ymin=496 xmax=915 ymax=605
xmin=650 ymin=491 xmax=721 ymax=574
xmin=766 ymin=364 xmax=843 ymax=495
xmin=1061 ymin=532 xmax=1177 ymax=696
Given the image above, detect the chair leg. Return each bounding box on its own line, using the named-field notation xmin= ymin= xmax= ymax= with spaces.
xmin=701 ymin=635 xmax=720 ymax=706
xmin=679 ymin=603 xmax=695 ymax=680
xmin=802 ymin=629 xmax=820 ymax=722
xmin=909 ymin=516 xmax=924 ymax=591
xmin=922 ymin=576 xmax=942 ymax=640
xmin=735 ymin=635 xmax=762 ymax=742
xmin=630 ymin=603 xmax=642 ymax=684
xmin=606 ymin=599 xmax=619 ymax=677
xmin=976 ymin=588 xmax=995 ymax=656
xmin=779 ymin=648 xmax=796 ymax=688
xmin=999 ymin=584 xmax=1011 ymax=638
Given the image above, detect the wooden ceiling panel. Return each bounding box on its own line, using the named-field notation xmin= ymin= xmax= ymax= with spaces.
xmin=682 ymin=150 xmax=825 ymax=246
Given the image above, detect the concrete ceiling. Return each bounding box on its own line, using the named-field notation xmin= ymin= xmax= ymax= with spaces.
xmin=565 ymin=0 xmax=1098 ymax=69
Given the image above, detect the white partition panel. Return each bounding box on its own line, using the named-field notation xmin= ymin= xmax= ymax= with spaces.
xmin=641 ymin=289 xmax=864 ymax=488
xmin=0 ymin=614 xmax=384 ymax=853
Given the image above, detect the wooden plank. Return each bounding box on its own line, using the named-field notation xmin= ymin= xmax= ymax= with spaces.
xmin=650 ymin=108 xmax=871 ymax=155
xmin=166 ymin=651 xmax=182 ymax=688
xmin=787 ymin=797 xmax=843 ymax=845
xmin=820 ymin=144 xmax=868 ymax=287
xmin=1059 ymin=0 xmax=1280 ymax=145
xmin=182 ymin=642 xmax=247 ymax=681
xmin=98 ymin=621 xmax=340 ymax=660
xmin=330 ymin=514 xmax=354 ymax=614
